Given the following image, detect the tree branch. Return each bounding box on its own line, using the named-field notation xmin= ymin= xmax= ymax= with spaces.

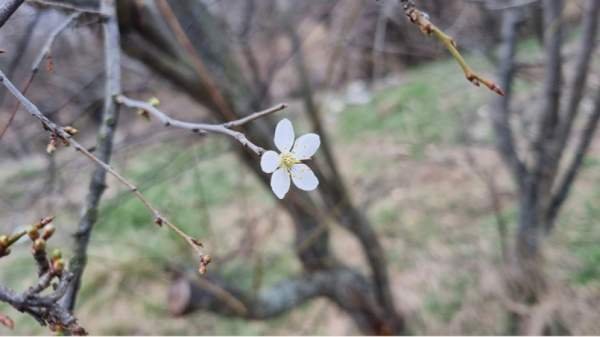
xmin=492 ymin=8 xmax=528 ymax=186
xmin=0 ymin=217 xmax=86 ymax=335
xmin=115 ymin=95 xmax=286 ymax=156
xmin=401 ymin=0 xmax=504 ymax=96
xmin=0 ymin=0 xmax=24 ymax=29
xmin=545 ymin=0 xmax=600 ymax=228
xmin=26 ymin=0 xmax=106 ymax=17
xmin=546 ymin=85 xmax=600 ymax=230
xmin=60 ymin=0 xmax=120 ymax=312
xmin=0 ymin=11 xmax=80 ymax=141
xmin=0 ymin=68 xmax=208 ymax=274
xmin=168 ymin=267 xmax=390 ymax=334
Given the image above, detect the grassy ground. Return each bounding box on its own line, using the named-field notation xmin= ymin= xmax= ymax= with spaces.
xmin=2 ymin=36 xmax=600 ymax=335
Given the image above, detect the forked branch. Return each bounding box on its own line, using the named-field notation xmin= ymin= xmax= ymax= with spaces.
xmin=0 ymin=217 xmax=86 ymax=335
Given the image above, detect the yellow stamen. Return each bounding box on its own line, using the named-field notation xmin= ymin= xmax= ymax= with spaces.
xmin=280 ymin=152 xmax=299 ymax=170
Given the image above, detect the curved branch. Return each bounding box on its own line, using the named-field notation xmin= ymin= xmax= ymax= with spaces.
xmin=168 ymin=267 xmax=390 ymax=334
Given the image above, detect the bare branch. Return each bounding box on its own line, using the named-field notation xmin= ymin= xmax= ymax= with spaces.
xmin=545 ymin=0 xmax=600 ymax=228
xmin=168 ymin=267 xmax=390 ymax=334
xmin=26 ymin=0 xmax=106 ymax=17
xmin=493 ymin=8 xmax=528 ymax=186
xmin=0 ymin=68 xmax=207 ymax=273
xmin=401 ymin=0 xmax=505 ymax=96
xmin=0 ymin=0 xmax=24 ymax=29
xmin=0 ymin=217 xmax=86 ymax=335
xmin=547 ymin=86 xmax=600 ymax=229
xmin=0 ymin=12 xmax=80 ymax=141
xmin=61 ymin=0 xmax=119 ymax=312
xmin=115 ymin=95 xmax=286 ymax=155
xmin=32 ymin=12 xmax=81 ymax=73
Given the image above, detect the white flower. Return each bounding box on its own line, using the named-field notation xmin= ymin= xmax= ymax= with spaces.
xmin=261 ymin=119 xmax=320 ymax=199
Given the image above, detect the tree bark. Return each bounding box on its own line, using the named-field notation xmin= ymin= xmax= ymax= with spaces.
xmin=61 ymin=0 xmax=122 ymax=311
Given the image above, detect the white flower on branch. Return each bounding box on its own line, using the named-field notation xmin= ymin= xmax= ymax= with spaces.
xmin=261 ymin=119 xmax=320 ymax=199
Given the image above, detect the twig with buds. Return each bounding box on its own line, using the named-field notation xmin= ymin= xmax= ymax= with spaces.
xmin=115 ymin=95 xmax=287 ymax=156
xmin=400 ymin=0 xmax=505 ymax=96
xmin=0 ymin=69 xmax=209 ymax=273
xmin=0 ymin=216 xmax=86 ymax=335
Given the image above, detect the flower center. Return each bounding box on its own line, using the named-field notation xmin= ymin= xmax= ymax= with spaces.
xmin=279 ymin=152 xmax=299 ymax=170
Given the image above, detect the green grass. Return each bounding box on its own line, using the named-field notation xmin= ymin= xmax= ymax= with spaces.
xmin=424 ymin=275 xmax=472 ymax=323
xmin=338 ymin=53 xmax=494 ymax=156
xmin=95 ymin=140 xmax=235 ymax=235
xmin=568 ymin=184 xmax=600 ymax=285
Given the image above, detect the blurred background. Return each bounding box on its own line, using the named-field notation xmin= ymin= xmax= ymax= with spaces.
xmin=1 ymin=0 xmax=600 ymax=335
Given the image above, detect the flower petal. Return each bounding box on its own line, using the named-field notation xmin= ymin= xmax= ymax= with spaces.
xmin=290 ymin=164 xmax=319 ymax=191
xmin=292 ymin=133 xmax=320 ymax=160
xmin=260 ymin=151 xmax=280 ymax=173
xmin=271 ymin=168 xmax=291 ymax=199
xmin=274 ymin=118 xmax=295 ymax=152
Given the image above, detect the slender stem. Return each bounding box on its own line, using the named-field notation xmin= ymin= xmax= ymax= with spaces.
xmin=0 ymin=0 xmax=24 ymax=29
xmin=0 ymin=12 xmax=80 ymax=141
xmin=0 ymin=68 xmax=206 ymax=267
xmin=402 ymin=1 xmax=505 ymax=96
xmin=115 ymin=95 xmax=286 ymax=155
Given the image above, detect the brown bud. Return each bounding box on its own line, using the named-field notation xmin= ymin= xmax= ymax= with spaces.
xmin=191 ymin=238 xmax=203 ymax=247
xmin=41 ymin=216 xmax=54 ymax=226
xmin=71 ymin=326 xmax=87 ymax=336
xmin=136 ymin=109 xmax=151 ymax=121
xmin=0 ymin=248 xmax=11 ymax=257
xmin=64 ymin=126 xmax=78 ymax=136
xmin=53 ymin=259 xmax=64 ymax=273
xmin=0 ymin=313 xmax=14 ymax=330
xmin=198 ymin=255 xmax=211 ymax=274
xmin=33 ymin=238 xmax=46 ymax=252
xmin=46 ymin=141 xmax=57 ymax=154
xmin=154 ymin=217 xmax=163 ymax=227
xmin=0 ymin=235 xmax=8 ymax=248
xmin=27 ymin=228 xmax=40 ymax=241
xmin=42 ymin=225 xmax=55 ymax=240
xmin=46 ymin=55 xmax=54 ymax=73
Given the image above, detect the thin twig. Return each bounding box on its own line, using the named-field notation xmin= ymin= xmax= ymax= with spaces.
xmin=0 ymin=0 xmax=24 ymax=29
xmin=26 ymin=0 xmax=107 ymax=17
xmin=0 ymin=12 xmax=80 ymax=141
xmin=0 ymin=68 xmax=207 ymax=270
xmin=115 ymin=95 xmax=286 ymax=155
xmin=32 ymin=12 xmax=81 ymax=73
xmin=401 ymin=0 xmax=505 ymax=96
